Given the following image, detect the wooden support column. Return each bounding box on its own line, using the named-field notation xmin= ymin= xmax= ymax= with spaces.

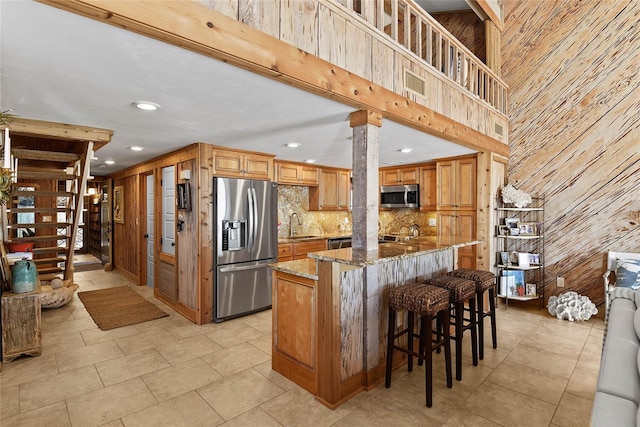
xmin=485 ymin=19 xmax=501 ymax=75
xmin=350 ymin=110 xmax=382 ymax=252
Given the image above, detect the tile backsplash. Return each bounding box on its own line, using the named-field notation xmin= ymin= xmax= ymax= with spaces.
xmin=278 ymin=185 xmax=436 ymax=238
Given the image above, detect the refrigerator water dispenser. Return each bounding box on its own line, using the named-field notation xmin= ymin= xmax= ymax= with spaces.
xmin=222 ymin=220 xmax=247 ymax=251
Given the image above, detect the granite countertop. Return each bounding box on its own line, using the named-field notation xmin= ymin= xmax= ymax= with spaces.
xmin=309 ymin=236 xmax=481 ymax=267
xmin=269 ymin=258 xmax=318 ymax=280
xmin=277 ymin=233 xmax=352 ymax=244
xmin=270 ymin=236 xmax=480 ymax=277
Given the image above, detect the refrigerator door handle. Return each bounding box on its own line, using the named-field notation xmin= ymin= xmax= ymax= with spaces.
xmin=247 ymin=187 xmax=255 ymax=249
xmin=219 ymin=260 xmax=272 ymax=273
xmin=251 ymin=188 xmax=259 ymax=245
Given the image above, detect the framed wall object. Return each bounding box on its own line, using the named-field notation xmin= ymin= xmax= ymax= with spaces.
xmin=113 ymin=185 xmax=124 ymax=224
xmin=177 ymin=183 xmax=191 ymax=211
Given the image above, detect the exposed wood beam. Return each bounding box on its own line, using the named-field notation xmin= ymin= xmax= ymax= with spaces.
xmin=485 ymin=19 xmax=501 ymax=75
xmin=474 ymin=0 xmax=504 ymax=31
xmin=8 ymin=117 xmax=112 ymax=149
xmin=39 ymin=0 xmax=508 ymax=157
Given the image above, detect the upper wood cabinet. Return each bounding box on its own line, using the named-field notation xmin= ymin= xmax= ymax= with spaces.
xmin=309 ymin=168 xmax=350 ymax=211
xmin=380 ymin=166 xmax=419 ymax=186
xmin=212 ymin=148 xmax=274 ymax=180
xmin=419 ymin=163 xmax=437 ymax=211
xmin=275 ymin=161 xmax=319 ymax=186
xmin=436 ymin=157 xmax=476 ymax=210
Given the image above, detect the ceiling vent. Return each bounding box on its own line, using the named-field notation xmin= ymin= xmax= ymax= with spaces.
xmin=404 ymin=69 xmax=426 ymax=98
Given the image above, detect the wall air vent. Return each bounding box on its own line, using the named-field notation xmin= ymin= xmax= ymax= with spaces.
xmin=404 ymin=69 xmax=426 ymax=98
xmin=494 ymin=122 xmax=504 ymax=138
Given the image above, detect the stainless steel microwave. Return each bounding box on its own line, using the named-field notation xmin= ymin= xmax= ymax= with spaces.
xmin=380 ymin=184 xmax=420 ymax=208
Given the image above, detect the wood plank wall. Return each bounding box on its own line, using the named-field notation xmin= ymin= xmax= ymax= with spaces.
xmin=431 ymin=10 xmax=486 ymax=63
xmin=502 ymin=0 xmax=640 ymax=306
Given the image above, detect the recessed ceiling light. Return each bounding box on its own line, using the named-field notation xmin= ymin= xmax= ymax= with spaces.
xmin=132 ymin=101 xmax=161 ymax=111
xmin=305 ymin=159 xmax=316 ymax=163
xmin=104 ymin=160 xmax=115 ymax=165
xmin=130 ymin=146 xmax=144 ymax=151
xmin=286 ymin=143 xmax=300 ymax=148
xmin=399 ymin=148 xmax=414 ymax=153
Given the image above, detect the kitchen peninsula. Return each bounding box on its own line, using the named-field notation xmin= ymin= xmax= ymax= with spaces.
xmin=270 ymin=236 xmax=479 ymax=408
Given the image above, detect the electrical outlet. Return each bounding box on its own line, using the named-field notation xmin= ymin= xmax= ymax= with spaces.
xmin=428 ymin=218 xmax=437 ymax=227
xmin=557 ymin=277 xmax=565 ymax=287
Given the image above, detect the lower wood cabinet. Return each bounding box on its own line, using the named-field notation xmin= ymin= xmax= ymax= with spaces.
xmin=437 ymin=211 xmax=476 ymax=269
xmin=272 ymin=270 xmax=317 ymax=393
xmin=1 ymin=289 xmax=42 ymax=362
xmin=278 ymin=239 xmax=327 ymax=261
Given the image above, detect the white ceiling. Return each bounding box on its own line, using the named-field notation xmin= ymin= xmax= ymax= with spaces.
xmin=0 ymin=1 xmax=475 ymax=176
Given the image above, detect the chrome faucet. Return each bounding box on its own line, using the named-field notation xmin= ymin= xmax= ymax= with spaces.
xmin=409 ymin=223 xmax=421 ymax=237
xmin=289 ymin=212 xmax=302 ymax=237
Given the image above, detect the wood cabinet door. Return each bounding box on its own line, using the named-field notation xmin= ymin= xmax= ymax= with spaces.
xmin=299 ymin=166 xmax=319 ymax=186
xmin=276 ymin=162 xmax=301 ymax=184
xmin=381 ymin=169 xmax=400 ymax=186
xmin=278 ymin=243 xmax=293 ymax=261
xmin=398 ymin=167 xmax=418 ymax=184
xmin=419 ymin=164 xmax=436 ymax=210
xmin=456 ymin=211 xmax=476 ymax=268
xmin=338 ymin=170 xmax=350 ymax=210
xmin=213 ymin=150 xmax=243 ymax=177
xmin=243 ymin=154 xmax=272 ymax=180
xmin=436 ymin=212 xmax=456 ymax=238
xmin=436 ymin=160 xmax=456 ymax=209
xmin=293 ymin=239 xmax=327 ymax=259
xmin=456 ymin=157 xmax=476 ymax=210
xmin=318 ymin=169 xmax=339 ymax=210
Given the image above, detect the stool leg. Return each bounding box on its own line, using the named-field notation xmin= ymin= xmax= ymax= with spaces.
xmin=489 ymin=286 xmax=498 ymax=349
xmin=424 ymin=314 xmax=434 ymax=407
xmin=418 ymin=316 xmax=427 ymax=367
xmin=476 ymin=290 xmax=485 ymax=360
xmin=469 ymin=297 xmax=478 ymax=366
xmin=454 ymin=302 xmax=463 ymax=381
xmin=385 ymin=307 xmax=396 ymax=388
xmin=408 ymin=311 xmax=414 ymax=372
xmin=440 ymin=308 xmax=452 ymax=388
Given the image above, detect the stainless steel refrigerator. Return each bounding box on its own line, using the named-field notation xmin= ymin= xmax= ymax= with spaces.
xmin=213 ymin=177 xmax=278 ymax=322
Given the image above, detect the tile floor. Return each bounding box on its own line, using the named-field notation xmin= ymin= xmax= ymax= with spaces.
xmin=0 ymin=269 xmax=604 ymax=426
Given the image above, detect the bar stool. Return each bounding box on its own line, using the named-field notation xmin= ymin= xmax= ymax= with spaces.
xmin=423 ymin=275 xmax=477 ymax=381
xmin=447 ymin=269 xmax=497 ymax=360
xmin=385 ymin=283 xmax=452 ymax=407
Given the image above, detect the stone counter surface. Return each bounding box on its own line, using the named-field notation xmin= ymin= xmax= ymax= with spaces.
xmin=271 ymin=236 xmax=480 ymax=275
xmin=269 ymin=258 xmax=318 ymax=280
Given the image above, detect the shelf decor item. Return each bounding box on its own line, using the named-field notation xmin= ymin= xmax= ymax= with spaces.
xmin=501 ymin=184 xmax=532 ymax=208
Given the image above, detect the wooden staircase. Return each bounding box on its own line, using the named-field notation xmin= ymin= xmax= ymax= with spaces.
xmin=5 ymin=144 xmax=93 ymax=282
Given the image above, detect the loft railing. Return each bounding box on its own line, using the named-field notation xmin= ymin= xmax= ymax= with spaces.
xmin=337 ymin=0 xmax=508 ymax=115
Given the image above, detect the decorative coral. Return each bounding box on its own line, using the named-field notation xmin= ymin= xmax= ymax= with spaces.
xmin=547 ymin=291 xmax=598 ymax=321
xmin=501 ymin=184 xmax=532 ymax=208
